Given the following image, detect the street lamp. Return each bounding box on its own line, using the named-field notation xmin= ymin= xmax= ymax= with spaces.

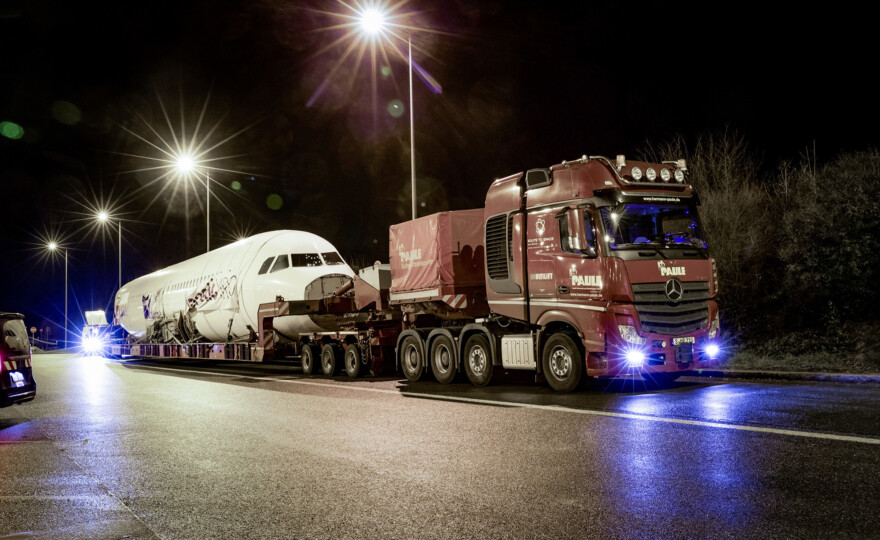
xmin=96 ymin=211 xmax=123 ymax=290
xmin=356 ymin=8 xmax=418 ymax=220
xmin=47 ymin=241 xmax=68 ymax=348
xmin=175 ymin=154 xmax=211 ymax=252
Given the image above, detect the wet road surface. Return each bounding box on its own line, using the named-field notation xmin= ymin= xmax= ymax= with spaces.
xmin=1 ymin=353 xmax=879 ymax=539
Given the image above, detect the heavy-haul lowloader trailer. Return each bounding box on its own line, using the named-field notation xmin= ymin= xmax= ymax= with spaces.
xmin=293 ymin=154 xmax=722 ymax=392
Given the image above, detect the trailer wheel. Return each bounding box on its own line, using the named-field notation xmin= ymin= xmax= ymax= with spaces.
xmin=464 ymin=334 xmax=493 ymax=386
xmin=430 ymin=335 xmax=457 ymax=384
xmin=541 ymin=333 xmax=583 ymax=393
xmin=344 ymin=343 xmax=362 ymax=379
xmin=301 ymin=343 xmax=319 ymax=375
xmin=321 ymin=343 xmax=341 ymax=376
xmin=399 ymin=335 xmax=425 ymax=382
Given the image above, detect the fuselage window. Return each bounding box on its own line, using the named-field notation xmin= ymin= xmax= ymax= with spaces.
xmin=271 ymin=254 xmax=290 ymax=273
xmin=291 ymin=253 xmax=323 ymax=267
xmin=321 ymin=252 xmax=345 ymax=265
xmin=258 ymin=257 xmax=275 ymax=275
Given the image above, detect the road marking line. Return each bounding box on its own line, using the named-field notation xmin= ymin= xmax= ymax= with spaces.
xmin=0 ymin=495 xmax=110 ymax=501
xmin=126 ymin=364 xmax=880 ymax=445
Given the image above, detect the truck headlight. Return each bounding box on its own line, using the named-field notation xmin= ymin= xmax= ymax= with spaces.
xmin=618 ymin=324 xmax=647 ymax=345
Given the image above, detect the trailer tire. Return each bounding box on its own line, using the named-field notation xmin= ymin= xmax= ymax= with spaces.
xmin=301 ymin=343 xmax=319 ymax=375
xmin=399 ymin=335 xmax=425 ymax=382
xmin=430 ymin=335 xmax=457 ymax=384
xmin=344 ymin=343 xmax=362 ymax=379
xmin=321 ymin=343 xmax=341 ymax=376
xmin=542 ymin=333 xmax=583 ymax=393
xmin=464 ymin=334 xmax=493 ymax=387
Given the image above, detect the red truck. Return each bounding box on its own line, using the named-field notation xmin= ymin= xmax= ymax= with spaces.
xmin=289 ymin=154 xmax=720 ymax=391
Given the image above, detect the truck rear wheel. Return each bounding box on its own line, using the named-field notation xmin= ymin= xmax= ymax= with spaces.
xmin=464 ymin=334 xmax=493 ymax=386
xmin=542 ymin=333 xmax=583 ymax=393
xmin=301 ymin=342 xmax=319 ymax=375
xmin=400 ymin=335 xmax=425 ymax=382
xmin=321 ymin=343 xmax=341 ymax=376
xmin=430 ymin=335 xmax=457 ymax=384
xmin=344 ymin=343 xmax=362 ymax=379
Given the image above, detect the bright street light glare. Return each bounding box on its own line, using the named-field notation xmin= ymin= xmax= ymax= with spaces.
xmin=47 ymin=242 xmax=58 ymax=251
xmin=359 ymin=8 xmax=386 ymax=35
xmin=97 ymin=211 xmax=109 ymax=222
xmin=175 ymin=154 xmax=195 ymax=173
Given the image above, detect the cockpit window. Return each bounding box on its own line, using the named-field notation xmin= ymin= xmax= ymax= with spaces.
xmin=271 ymin=254 xmax=290 ymax=273
xmin=321 ymin=252 xmax=345 ymax=265
xmin=258 ymin=257 xmax=275 ymax=275
xmin=291 ymin=253 xmax=323 ymax=267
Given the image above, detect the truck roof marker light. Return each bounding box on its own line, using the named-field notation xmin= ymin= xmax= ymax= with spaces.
xmin=677 ymin=159 xmax=687 ymax=171
xmin=674 ymin=169 xmax=685 ymax=183
xmin=631 ymin=167 xmax=643 ymax=181
xmin=646 ymin=168 xmax=657 ymax=182
xmin=616 ymin=155 xmax=626 ymax=171
xmin=660 ymin=169 xmax=671 ymax=182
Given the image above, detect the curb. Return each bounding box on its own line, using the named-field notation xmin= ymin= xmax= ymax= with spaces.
xmin=687 ymin=369 xmax=880 ymax=384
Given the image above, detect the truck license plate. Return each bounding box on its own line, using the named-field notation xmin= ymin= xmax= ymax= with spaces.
xmin=10 ymin=371 xmax=25 ymax=388
xmin=672 ymin=337 xmax=695 ymax=346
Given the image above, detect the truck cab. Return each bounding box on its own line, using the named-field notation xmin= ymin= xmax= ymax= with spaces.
xmin=483 ymin=155 xmax=720 ymax=390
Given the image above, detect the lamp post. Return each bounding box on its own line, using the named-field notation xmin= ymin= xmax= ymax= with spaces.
xmin=47 ymin=242 xmax=68 ymax=348
xmin=96 ymin=211 xmax=123 ymax=290
xmin=358 ymin=9 xmax=418 ymax=220
xmin=175 ymin=155 xmax=211 ymax=252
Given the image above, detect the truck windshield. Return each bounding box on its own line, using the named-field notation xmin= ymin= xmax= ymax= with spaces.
xmin=600 ymin=203 xmax=707 ymax=249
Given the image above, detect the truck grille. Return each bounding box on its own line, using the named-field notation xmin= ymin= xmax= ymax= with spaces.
xmin=631 ymin=281 xmax=709 ymax=336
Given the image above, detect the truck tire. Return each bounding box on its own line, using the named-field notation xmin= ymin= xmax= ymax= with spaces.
xmin=321 ymin=343 xmax=341 ymax=376
xmin=344 ymin=343 xmax=362 ymax=379
xmin=301 ymin=342 xmax=319 ymax=375
xmin=430 ymin=335 xmax=457 ymax=384
xmin=464 ymin=334 xmax=493 ymax=387
xmin=541 ymin=333 xmax=583 ymax=393
xmin=399 ymin=335 xmax=425 ymax=382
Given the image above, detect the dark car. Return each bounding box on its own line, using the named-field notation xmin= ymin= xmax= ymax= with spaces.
xmin=1 ymin=312 xmax=36 ymax=407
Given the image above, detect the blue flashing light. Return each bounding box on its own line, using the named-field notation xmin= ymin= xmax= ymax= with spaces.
xmin=705 ymin=343 xmax=720 ymax=358
xmin=625 ymin=349 xmax=645 ymax=367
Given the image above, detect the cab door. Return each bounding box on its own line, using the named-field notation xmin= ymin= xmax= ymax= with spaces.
xmin=554 ymin=207 xmax=603 ymax=305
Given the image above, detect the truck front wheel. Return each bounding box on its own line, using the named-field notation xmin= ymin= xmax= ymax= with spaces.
xmin=430 ymin=335 xmax=457 ymax=384
xmin=399 ymin=335 xmax=425 ymax=382
xmin=464 ymin=334 xmax=494 ymax=387
xmin=542 ymin=333 xmax=583 ymax=393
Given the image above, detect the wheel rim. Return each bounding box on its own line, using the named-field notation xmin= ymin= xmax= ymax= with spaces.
xmin=347 ymin=350 xmax=357 ymax=372
xmin=469 ymin=346 xmax=487 ymax=375
xmin=303 ymin=350 xmax=311 ymax=369
xmin=404 ymin=344 xmax=419 ymax=372
xmin=549 ymin=346 xmax=571 ymax=379
xmin=434 ymin=344 xmax=451 ymax=374
xmin=322 ymin=350 xmax=332 ymax=371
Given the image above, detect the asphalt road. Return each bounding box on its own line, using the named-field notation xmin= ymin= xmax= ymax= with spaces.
xmin=2 ymin=353 xmax=879 ymax=539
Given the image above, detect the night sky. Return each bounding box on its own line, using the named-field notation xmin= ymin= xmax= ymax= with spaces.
xmin=0 ymin=0 xmax=874 ymax=340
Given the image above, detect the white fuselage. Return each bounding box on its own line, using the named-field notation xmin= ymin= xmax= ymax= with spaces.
xmin=114 ymin=230 xmax=355 ymax=343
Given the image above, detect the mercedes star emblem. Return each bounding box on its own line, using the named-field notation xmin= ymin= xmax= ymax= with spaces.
xmin=665 ymin=278 xmax=684 ymax=302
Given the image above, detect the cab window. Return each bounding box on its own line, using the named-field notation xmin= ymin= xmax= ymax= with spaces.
xmin=271 ymin=255 xmax=290 ymax=273
xmin=560 ymin=210 xmax=598 ymax=256
xmin=291 ymin=253 xmax=323 ymax=267
xmin=258 ymin=257 xmax=275 ymax=275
